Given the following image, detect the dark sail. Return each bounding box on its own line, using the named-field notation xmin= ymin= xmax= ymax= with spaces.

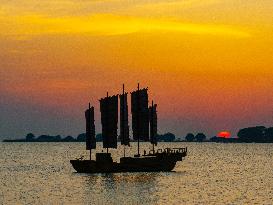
xmin=119 ymin=93 xmax=130 ymax=146
xmin=100 ymin=95 xmax=118 ymax=148
xmin=149 ymin=103 xmax=157 ymax=145
xmin=85 ymin=106 xmax=96 ymax=150
xmin=131 ymin=88 xmax=149 ymax=141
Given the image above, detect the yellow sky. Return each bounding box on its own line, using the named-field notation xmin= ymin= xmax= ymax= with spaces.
xmin=0 ymin=0 xmax=273 ymax=138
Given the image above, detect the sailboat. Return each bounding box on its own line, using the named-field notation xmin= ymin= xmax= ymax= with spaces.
xmin=70 ymin=84 xmax=187 ymax=173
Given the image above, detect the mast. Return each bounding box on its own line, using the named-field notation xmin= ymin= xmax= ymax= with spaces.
xmin=123 ymin=85 xmax=125 ymax=157
xmin=89 ymin=103 xmax=92 ymax=160
xmin=122 ymin=84 xmax=126 ymax=157
xmin=151 ymin=101 xmax=154 ymax=153
xmin=107 ymin=92 xmax=108 ymax=154
xmin=137 ymin=83 xmax=140 ymax=156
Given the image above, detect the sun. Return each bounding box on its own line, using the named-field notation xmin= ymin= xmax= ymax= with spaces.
xmin=218 ymin=131 xmax=231 ymax=138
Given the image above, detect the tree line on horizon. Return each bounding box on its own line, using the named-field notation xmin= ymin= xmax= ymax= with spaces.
xmin=237 ymin=126 xmax=273 ymax=143
xmin=184 ymin=126 xmax=273 ymax=143
xmin=3 ymin=125 xmax=273 ymax=143
xmin=3 ymin=132 xmax=179 ymax=142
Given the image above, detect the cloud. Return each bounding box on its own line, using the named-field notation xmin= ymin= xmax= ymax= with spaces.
xmin=0 ymin=0 xmax=131 ymax=17
xmin=133 ymin=0 xmax=221 ymax=11
xmin=0 ymin=13 xmax=251 ymax=38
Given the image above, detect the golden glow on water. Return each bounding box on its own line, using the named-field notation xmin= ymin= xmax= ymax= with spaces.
xmin=0 ymin=143 xmax=272 ymax=204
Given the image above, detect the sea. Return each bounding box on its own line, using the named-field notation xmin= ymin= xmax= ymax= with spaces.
xmin=0 ymin=142 xmax=272 ymax=205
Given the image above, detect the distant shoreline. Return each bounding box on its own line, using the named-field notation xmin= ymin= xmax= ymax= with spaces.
xmin=2 ymin=140 xmax=273 ymax=143
xmin=1 ymin=132 xmax=180 ymax=143
xmin=2 ymin=139 xmax=187 ymax=143
xmin=2 ymin=139 xmax=84 ymax=142
xmin=3 ymin=125 xmax=273 ymax=143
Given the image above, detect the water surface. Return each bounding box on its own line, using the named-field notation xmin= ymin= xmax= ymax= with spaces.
xmin=0 ymin=142 xmax=272 ymax=204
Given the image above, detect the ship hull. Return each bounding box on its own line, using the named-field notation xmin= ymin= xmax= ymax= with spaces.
xmin=70 ymin=151 xmax=186 ymax=173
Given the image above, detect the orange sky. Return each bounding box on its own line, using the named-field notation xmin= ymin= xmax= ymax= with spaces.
xmin=1 ymin=0 xmax=273 ymax=138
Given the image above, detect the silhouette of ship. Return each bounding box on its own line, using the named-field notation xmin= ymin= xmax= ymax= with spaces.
xmin=70 ymin=84 xmax=187 ymax=173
